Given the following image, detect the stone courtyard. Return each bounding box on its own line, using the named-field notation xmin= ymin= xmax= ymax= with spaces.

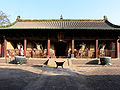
xmin=0 ymin=64 xmax=120 ymax=90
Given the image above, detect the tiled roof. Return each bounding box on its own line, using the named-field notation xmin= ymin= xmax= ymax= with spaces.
xmin=8 ymin=20 xmax=113 ymax=29
xmin=1 ymin=16 xmax=120 ymax=30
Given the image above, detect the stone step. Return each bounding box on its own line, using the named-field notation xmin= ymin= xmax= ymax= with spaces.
xmin=71 ymin=59 xmax=99 ymax=65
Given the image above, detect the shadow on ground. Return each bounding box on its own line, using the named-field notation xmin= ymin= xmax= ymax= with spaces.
xmin=85 ymin=75 xmax=120 ymax=90
xmin=86 ymin=60 xmax=99 ymax=65
xmin=9 ymin=59 xmax=16 ymax=64
xmin=0 ymin=67 xmax=120 ymax=90
xmin=0 ymin=68 xmax=39 ymax=90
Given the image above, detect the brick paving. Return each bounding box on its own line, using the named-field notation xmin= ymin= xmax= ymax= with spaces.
xmin=0 ymin=65 xmax=120 ymax=90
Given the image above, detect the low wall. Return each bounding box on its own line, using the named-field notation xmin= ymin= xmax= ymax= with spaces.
xmin=0 ymin=58 xmax=48 ymax=65
xmin=71 ymin=58 xmax=120 ymax=66
xmin=26 ymin=58 xmax=48 ymax=65
xmin=71 ymin=59 xmax=99 ymax=65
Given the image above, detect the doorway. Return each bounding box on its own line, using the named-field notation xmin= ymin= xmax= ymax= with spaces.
xmin=55 ymin=42 xmax=67 ymax=57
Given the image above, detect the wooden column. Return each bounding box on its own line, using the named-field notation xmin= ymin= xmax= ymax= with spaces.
xmin=1 ymin=43 xmax=4 ymax=57
xmin=117 ymin=39 xmax=120 ymax=58
xmin=24 ymin=39 xmax=27 ymax=57
xmin=96 ymin=40 xmax=98 ymax=58
xmin=0 ymin=44 xmax=1 ymax=57
xmin=72 ymin=39 xmax=74 ymax=54
xmin=119 ymin=40 xmax=120 ymax=58
xmin=47 ymin=39 xmax=50 ymax=58
xmin=4 ymin=39 xmax=7 ymax=57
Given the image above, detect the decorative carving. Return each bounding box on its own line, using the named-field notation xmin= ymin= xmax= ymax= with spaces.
xmin=104 ymin=16 xmax=108 ymax=20
xmin=16 ymin=16 xmax=21 ymax=21
xmin=60 ymin=14 xmax=63 ymax=19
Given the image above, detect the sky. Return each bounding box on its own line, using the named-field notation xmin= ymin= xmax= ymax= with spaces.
xmin=0 ymin=0 xmax=120 ymax=25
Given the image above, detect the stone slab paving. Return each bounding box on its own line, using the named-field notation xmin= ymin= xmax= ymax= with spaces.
xmin=24 ymin=67 xmax=91 ymax=90
xmin=72 ymin=66 xmax=120 ymax=90
xmin=0 ymin=65 xmax=120 ymax=90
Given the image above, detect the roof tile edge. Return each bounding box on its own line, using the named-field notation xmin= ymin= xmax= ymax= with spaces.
xmin=0 ymin=21 xmax=18 ymax=28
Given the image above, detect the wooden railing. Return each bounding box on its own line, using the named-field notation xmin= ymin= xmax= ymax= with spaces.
xmin=26 ymin=50 xmax=47 ymax=58
xmin=7 ymin=49 xmax=117 ymax=58
xmin=7 ymin=49 xmax=47 ymax=58
xmin=98 ymin=50 xmax=116 ymax=58
xmin=75 ymin=49 xmax=116 ymax=58
xmin=75 ymin=50 xmax=95 ymax=58
xmin=7 ymin=49 xmax=20 ymax=57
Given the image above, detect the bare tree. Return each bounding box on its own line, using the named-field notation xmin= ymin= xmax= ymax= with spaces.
xmin=0 ymin=11 xmax=10 ymax=25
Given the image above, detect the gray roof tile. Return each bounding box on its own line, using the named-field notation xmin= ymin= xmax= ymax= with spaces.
xmin=6 ymin=19 xmax=120 ymax=29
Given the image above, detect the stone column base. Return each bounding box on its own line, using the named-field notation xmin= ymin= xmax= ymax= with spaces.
xmin=71 ymin=54 xmax=74 ymax=58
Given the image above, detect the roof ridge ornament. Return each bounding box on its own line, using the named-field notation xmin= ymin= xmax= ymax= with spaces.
xmin=60 ymin=14 xmax=63 ymax=20
xmin=104 ymin=16 xmax=108 ymax=20
xmin=16 ymin=16 xmax=21 ymax=21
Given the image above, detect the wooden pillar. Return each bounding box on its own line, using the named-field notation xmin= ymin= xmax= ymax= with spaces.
xmin=96 ymin=40 xmax=98 ymax=58
xmin=72 ymin=39 xmax=74 ymax=54
xmin=119 ymin=40 xmax=120 ymax=58
xmin=47 ymin=39 xmax=50 ymax=58
xmin=4 ymin=39 xmax=7 ymax=57
xmin=24 ymin=39 xmax=27 ymax=57
xmin=1 ymin=43 xmax=4 ymax=57
xmin=0 ymin=44 xmax=1 ymax=57
xmin=117 ymin=39 xmax=120 ymax=58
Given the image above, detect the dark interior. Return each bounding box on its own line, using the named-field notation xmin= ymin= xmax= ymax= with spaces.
xmin=55 ymin=42 xmax=67 ymax=56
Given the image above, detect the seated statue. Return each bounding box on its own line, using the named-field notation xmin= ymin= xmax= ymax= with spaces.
xmin=68 ymin=48 xmax=71 ymax=57
xmin=78 ymin=43 xmax=86 ymax=57
xmin=99 ymin=43 xmax=106 ymax=56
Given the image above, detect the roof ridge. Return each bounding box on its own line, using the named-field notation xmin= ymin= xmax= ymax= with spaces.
xmin=16 ymin=16 xmax=104 ymax=22
xmin=18 ymin=19 xmax=104 ymax=22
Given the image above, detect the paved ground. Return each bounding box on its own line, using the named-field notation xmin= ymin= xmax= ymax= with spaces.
xmin=0 ymin=65 xmax=120 ymax=90
xmin=72 ymin=66 xmax=120 ymax=90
